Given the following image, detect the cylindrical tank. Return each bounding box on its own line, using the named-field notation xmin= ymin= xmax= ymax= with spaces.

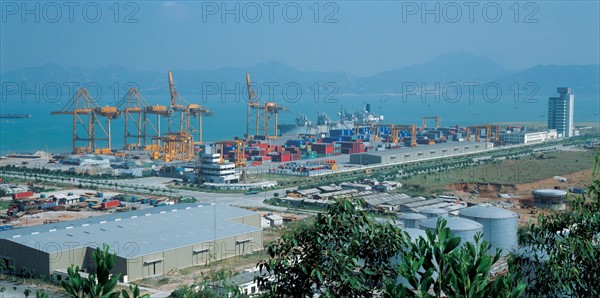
xmin=398 ymin=213 xmax=428 ymax=229
xmin=420 ymin=207 xmax=449 ymax=219
xmin=149 ymin=199 xmax=156 ymax=205
xmin=460 ymin=205 xmax=518 ymax=255
xmin=79 ymin=197 xmax=86 ymax=202
xmin=40 ymin=194 xmax=47 ymax=199
xmin=532 ymin=189 xmax=567 ymax=211
xmin=401 ymin=227 xmax=427 ymax=243
xmin=88 ymin=202 xmax=95 ymax=208
xmin=97 ymin=192 xmax=104 ymax=198
xmin=131 ymin=197 xmax=138 ymax=203
xmin=141 ymin=198 xmax=147 ymax=204
xmin=419 ymin=217 xmax=483 ymax=246
xmin=68 ymin=192 xmax=74 ymax=196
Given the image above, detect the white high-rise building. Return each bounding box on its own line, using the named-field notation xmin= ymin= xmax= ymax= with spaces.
xmin=548 ymin=87 xmax=574 ymax=138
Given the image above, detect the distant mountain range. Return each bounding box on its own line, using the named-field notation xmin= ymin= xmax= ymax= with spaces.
xmin=2 ymin=52 xmax=598 ymax=108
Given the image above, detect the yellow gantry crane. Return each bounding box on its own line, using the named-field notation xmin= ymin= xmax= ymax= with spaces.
xmin=51 ymin=88 xmax=116 ymax=154
xmin=150 ymin=71 xmax=213 ymax=162
xmin=214 ymin=140 xmax=247 ymax=167
xmin=245 ymin=72 xmax=286 ymax=140
xmin=117 ymin=87 xmax=147 ymax=150
xmin=353 ymin=123 xmax=417 ymax=147
xmin=422 ymin=116 xmax=441 ymax=129
xmin=465 ymin=125 xmax=501 ymax=143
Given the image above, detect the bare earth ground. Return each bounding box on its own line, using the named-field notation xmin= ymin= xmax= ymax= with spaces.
xmin=10 ymin=210 xmax=103 ymax=227
xmin=448 ymin=168 xmax=595 ymax=227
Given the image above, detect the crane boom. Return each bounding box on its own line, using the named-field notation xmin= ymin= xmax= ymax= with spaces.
xmin=168 ymin=70 xmax=177 ymax=106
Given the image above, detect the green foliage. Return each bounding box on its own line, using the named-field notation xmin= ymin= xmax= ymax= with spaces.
xmin=257 ymin=198 xmax=407 ymax=296
xmin=258 ymin=199 xmax=525 ymax=297
xmin=169 ymin=270 xmax=247 ymax=298
xmin=386 ymin=219 xmax=524 ymax=298
xmin=23 ymin=289 xmax=31 ymax=298
xmin=511 ymin=150 xmax=600 ymax=297
xmin=61 ymin=244 xmax=149 ymax=298
xmin=35 ymin=290 xmax=49 ymax=298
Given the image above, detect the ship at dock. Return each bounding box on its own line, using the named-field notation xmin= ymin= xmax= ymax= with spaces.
xmin=0 ymin=114 xmax=31 ymax=119
xmin=277 ymin=104 xmax=384 ymax=136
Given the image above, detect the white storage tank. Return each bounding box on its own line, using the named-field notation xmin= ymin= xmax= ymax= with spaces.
xmin=420 ymin=207 xmax=449 ymax=219
xmin=532 ymin=189 xmax=567 ymax=211
xmin=401 ymin=227 xmax=427 ymax=243
xmin=419 ymin=217 xmax=483 ymax=246
xmin=397 ymin=213 xmax=428 ymax=229
xmin=460 ymin=205 xmax=518 ymax=256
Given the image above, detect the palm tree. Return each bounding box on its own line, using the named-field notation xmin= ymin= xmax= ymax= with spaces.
xmin=0 ymin=286 xmax=5 ymax=298
xmin=23 ymin=289 xmax=31 ymax=298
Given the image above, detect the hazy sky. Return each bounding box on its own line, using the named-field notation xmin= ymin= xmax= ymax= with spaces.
xmin=1 ymin=1 xmax=599 ymax=75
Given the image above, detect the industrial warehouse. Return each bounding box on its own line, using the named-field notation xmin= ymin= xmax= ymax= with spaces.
xmin=349 ymin=142 xmax=494 ymax=165
xmin=0 ymin=204 xmax=262 ymax=282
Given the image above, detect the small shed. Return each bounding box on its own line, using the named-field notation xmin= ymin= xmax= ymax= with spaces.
xmin=265 ymin=214 xmax=283 ymax=226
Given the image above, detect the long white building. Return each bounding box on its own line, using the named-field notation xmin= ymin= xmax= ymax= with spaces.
xmin=501 ymin=129 xmax=558 ymax=145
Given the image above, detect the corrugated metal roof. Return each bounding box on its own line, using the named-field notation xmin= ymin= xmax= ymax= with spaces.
xmin=350 ymin=142 xmax=491 ymax=158
xmin=419 ymin=217 xmax=482 ymax=231
xmin=420 ymin=207 xmax=449 ymax=214
xmin=459 ymin=205 xmax=518 ymax=219
xmin=1 ymin=204 xmax=260 ymax=258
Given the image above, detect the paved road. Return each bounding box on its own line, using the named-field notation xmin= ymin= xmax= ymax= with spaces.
xmin=0 ymin=171 xmax=291 ymax=210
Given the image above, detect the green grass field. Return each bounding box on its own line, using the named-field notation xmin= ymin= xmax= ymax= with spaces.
xmin=402 ymin=150 xmax=597 ymax=188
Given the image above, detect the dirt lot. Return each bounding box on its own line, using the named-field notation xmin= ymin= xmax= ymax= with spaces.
xmin=10 ymin=210 xmax=104 ymax=227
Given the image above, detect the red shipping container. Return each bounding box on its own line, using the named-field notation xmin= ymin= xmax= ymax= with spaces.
xmin=101 ymin=200 xmax=120 ymax=209
xmin=12 ymin=191 xmax=34 ymax=199
xmin=251 ymin=161 xmax=262 ymax=166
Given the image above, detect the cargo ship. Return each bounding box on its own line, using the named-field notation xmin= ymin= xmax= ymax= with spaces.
xmin=0 ymin=113 xmax=31 ymax=118
xmin=277 ymin=104 xmax=383 ymax=136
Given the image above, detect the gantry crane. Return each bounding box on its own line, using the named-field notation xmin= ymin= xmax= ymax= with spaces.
xmin=214 ymin=140 xmax=247 ymax=167
xmin=150 ymin=131 xmax=195 ymax=162
xmin=116 ymin=87 xmax=148 ymax=150
xmin=93 ymin=106 xmax=119 ymax=154
xmin=465 ymin=125 xmax=500 ymax=143
xmin=51 ymin=88 xmax=116 ymax=154
xmin=187 ymin=104 xmax=215 ymax=145
xmin=245 ymin=72 xmax=286 ymax=140
xmin=353 ymin=123 xmax=417 ymax=147
xmin=143 ymin=104 xmax=171 ymax=150
xmin=166 ymin=71 xmax=213 ymax=144
xmin=389 ymin=124 xmax=417 ymax=147
xmin=422 ymin=116 xmax=441 ymax=129
xmin=150 ymin=71 xmax=213 ymax=162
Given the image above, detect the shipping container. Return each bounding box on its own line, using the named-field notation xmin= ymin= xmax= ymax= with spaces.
xmin=12 ymin=191 xmax=34 ymax=199
xmin=322 ymin=137 xmax=342 ymax=143
xmin=329 ymin=129 xmax=354 ymax=137
xmin=101 ymin=200 xmax=120 ymax=209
